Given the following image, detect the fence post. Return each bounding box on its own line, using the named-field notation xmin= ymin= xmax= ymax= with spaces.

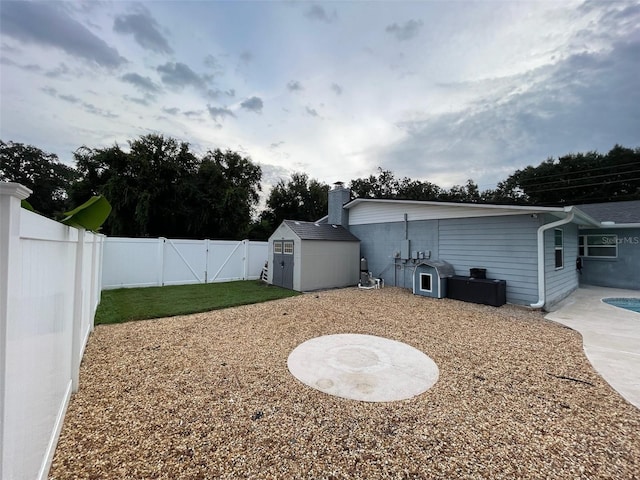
xmin=0 ymin=183 xmax=32 ymax=478
xmin=243 ymin=240 xmax=250 ymax=280
xmin=204 ymin=239 xmax=210 ymax=283
xmin=157 ymin=237 xmax=166 ymax=286
xmin=71 ymin=227 xmax=86 ymax=392
xmin=89 ymin=233 xmax=97 ymax=331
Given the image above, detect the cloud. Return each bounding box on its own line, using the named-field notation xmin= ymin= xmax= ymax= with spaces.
xmin=121 ymin=72 xmax=162 ymax=93
xmin=287 ymin=80 xmax=303 ymax=92
xmin=203 ymin=54 xmax=225 ymax=74
xmin=183 ymin=110 xmax=204 ymax=118
xmin=162 ymin=107 xmax=180 ymax=115
xmin=113 ymin=12 xmax=172 ymax=54
xmin=125 ymin=95 xmax=153 ymax=106
xmin=45 ymin=63 xmax=72 ymax=78
xmin=331 ymin=83 xmax=343 ymax=95
xmin=41 ymin=86 xmax=58 ymax=97
xmin=241 ymin=96 xmax=264 ymax=113
xmin=385 ymin=19 xmax=423 ymax=41
xmin=157 ymin=62 xmax=208 ymax=89
xmin=270 ymin=141 xmax=285 ymax=149
xmin=0 ymin=1 xmax=125 ymax=67
xmin=207 ymin=88 xmax=235 ymax=99
xmin=207 ymin=105 xmax=235 ymax=121
xmin=305 ymin=106 xmax=319 ymax=117
xmin=59 ymin=94 xmax=80 ymax=104
xmin=378 ymin=38 xmax=640 ymax=188
xmin=240 ymin=51 xmax=253 ymax=63
xmin=0 ymin=56 xmax=43 ymax=73
xmin=82 ymin=103 xmax=118 ymax=119
xmin=304 ymin=5 xmax=338 ymax=23
xmin=42 ymin=85 xmax=119 ymax=119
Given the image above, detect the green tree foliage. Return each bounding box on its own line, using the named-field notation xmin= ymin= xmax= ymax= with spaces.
xmin=350 ymin=168 xmax=442 ymax=200
xmin=71 ymin=134 xmax=262 ymax=238
xmin=506 ymin=145 xmax=640 ymax=205
xmin=0 ymin=140 xmax=78 ymax=217
xmin=254 ymin=173 xmax=329 ymax=239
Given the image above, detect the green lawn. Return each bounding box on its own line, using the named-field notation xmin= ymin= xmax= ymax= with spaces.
xmin=95 ymin=280 xmax=299 ymax=325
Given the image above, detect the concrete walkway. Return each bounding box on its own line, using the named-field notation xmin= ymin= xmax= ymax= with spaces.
xmin=545 ymin=285 xmax=640 ymax=410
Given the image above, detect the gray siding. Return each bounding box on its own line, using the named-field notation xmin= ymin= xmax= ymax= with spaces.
xmin=579 ymin=227 xmax=640 ymax=290
xmin=349 ymin=220 xmax=439 ymax=290
xmin=350 ymin=215 xmax=542 ymax=305
xmin=299 ymin=240 xmax=360 ymax=291
xmin=544 ymin=221 xmax=579 ymax=308
xmin=438 ymin=215 xmax=539 ymax=305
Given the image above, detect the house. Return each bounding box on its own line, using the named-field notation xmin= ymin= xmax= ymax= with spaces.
xmin=267 ymin=219 xmax=360 ymax=292
xmin=573 ymin=200 xmax=640 ymax=290
xmin=270 ymin=183 xmax=639 ymax=308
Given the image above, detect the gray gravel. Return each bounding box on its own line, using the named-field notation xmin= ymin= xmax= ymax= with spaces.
xmin=50 ymin=287 xmax=640 ymax=479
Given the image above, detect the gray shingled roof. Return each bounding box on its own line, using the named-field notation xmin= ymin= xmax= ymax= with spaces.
xmin=575 ymin=200 xmax=640 ymax=224
xmin=283 ymin=220 xmax=359 ymax=241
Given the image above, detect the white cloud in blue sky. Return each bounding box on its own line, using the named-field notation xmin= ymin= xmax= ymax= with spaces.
xmin=1 ymin=0 xmax=638 ymax=193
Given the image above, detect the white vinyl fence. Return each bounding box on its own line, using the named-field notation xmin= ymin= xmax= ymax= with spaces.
xmin=102 ymin=237 xmax=268 ymax=289
xmin=0 ymin=183 xmax=104 ymax=480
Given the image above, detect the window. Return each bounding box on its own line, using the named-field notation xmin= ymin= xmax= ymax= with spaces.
xmin=419 ymin=273 xmax=432 ymax=292
xmin=554 ymin=229 xmax=563 ymax=269
xmin=283 ymin=241 xmax=294 ymax=254
xmin=273 ymin=242 xmax=282 ymax=254
xmin=579 ymin=235 xmax=617 ymax=258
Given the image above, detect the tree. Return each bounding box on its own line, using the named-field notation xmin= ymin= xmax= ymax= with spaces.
xmin=503 ymin=145 xmax=640 ymax=205
xmin=71 ymin=134 xmax=262 ymax=238
xmin=0 ymin=140 xmax=78 ymax=217
xmin=350 ymin=168 xmax=399 ymax=198
xmin=440 ymin=179 xmax=481 ymax=203
xmin=257 ymin=173 xmax=329 ymax=238
xmin=350 ymin=168 xmax=443 ymax=201
xmin=188 ymin=149 xmax=262 ymax=239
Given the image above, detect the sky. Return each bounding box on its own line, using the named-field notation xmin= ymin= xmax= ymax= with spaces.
xmin=1 ymin=0 xmax=639 ymax=196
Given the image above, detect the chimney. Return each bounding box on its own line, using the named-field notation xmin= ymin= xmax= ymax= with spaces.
xmin=328 ymin=182 xmax=351 ymax=227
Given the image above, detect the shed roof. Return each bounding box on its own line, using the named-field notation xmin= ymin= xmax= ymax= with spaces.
xmin=575 ymin=200 xmax=640 ymax=225
xmin=283 ymin=220 xmax=359 ymax=242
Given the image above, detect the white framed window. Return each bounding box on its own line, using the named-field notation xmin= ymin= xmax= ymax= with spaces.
xmin=579 ymin=235 xmax=618 ymax=258
xmin=273 ymin=242 xmax=282 ymax=254
xmin=283 ymin=241 xmax=294 ymax=254
xmin=419 ymin=273 xmax=432 ymax=292
xmin=554 ymin=229 xmax=564 ymax=269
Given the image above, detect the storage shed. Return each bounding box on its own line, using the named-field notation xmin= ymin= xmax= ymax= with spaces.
xmin=268 ymin=220 xmax=360 ymax=292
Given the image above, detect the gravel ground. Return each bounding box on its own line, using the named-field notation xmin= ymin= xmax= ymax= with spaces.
xmin=50 ymin=287 xmax=640 ymax=479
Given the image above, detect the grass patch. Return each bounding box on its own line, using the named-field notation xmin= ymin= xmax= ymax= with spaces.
xmin=95 ymin=280 xmax=299 ymax=325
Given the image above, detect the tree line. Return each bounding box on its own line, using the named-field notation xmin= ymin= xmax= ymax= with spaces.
xmin=1 ymin=136 xmax=638 ymax=240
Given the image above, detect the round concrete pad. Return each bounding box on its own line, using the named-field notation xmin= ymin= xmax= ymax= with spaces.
xmin=287 ymin=334 xmax=439 ymax=402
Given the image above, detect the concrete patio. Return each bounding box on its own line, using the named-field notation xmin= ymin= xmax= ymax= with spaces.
xmin=546 ymin=285 xmax=640 ymax=410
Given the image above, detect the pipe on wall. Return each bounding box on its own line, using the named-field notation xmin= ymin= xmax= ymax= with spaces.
xmin=530 ymin=208 xmax=575 ymax=309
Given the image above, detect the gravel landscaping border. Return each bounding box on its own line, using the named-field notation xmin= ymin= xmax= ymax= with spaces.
xmin=50 ymin=287 xmax=640 ymax=479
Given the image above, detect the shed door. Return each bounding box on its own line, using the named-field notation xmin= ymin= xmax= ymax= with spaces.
xmin=272 ymin=240 xmax=294 ymax=289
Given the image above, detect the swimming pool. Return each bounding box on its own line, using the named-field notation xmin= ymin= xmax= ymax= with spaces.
xmin=603 ymin=297 xmax=640 ymax=314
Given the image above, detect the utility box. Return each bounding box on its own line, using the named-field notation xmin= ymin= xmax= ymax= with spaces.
xmin=400 ymin=239 xmax=410 ymax=260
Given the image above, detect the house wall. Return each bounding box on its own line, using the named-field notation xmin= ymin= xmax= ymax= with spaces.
xmin=544 ymin=220 xmax=580 ymax=308
xmin=350 ymin=215 xmax=541 ymax=305
xmin=299 ymin=240 xmax=360 ymax=291
xmin=439 ymin=215 xmax=540 ymax=305
xmin=349 ymin=219 xmax=439 ymax=290
xmin=579 ymin=227 xmax=640 ymax=290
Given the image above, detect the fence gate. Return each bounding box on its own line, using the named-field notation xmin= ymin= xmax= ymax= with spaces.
xmin=272 ymin=240 xmax=294 ymax=289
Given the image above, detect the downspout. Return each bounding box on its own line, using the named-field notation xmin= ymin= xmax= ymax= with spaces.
xmin=530 ymin=208 xmax=575 ymax=309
